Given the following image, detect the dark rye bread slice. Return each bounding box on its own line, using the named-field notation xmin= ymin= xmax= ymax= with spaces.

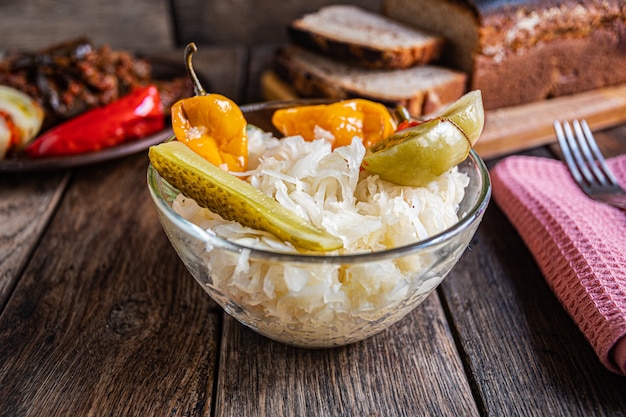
xmin=274 ymin=47 xmax=467 ymax=116
xmin=288 ymin=5 xmax=445 ymax=69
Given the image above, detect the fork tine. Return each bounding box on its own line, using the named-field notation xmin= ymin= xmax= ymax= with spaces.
xmin=578 ymin=120 xmax=621 ymax=187
xmin=566 ymin=120 xmax=597 ymax=186
xmin=560 ymin=120 xmax=596 ymax=188
xmin=572 ymin=120 xmax=607 ymax=186
xmin=554 ymin=121 xmax=583 ymax=185
xmin=554 ymin=119 xmax=626 ymax=208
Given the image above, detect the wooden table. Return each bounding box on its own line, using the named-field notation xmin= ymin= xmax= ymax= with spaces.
xmin=1 ymin=45 xmax=626 ymax=417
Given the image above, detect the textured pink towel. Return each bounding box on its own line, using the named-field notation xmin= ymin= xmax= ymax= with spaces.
xmin=491 ymin=154 xmax=626 ymax=375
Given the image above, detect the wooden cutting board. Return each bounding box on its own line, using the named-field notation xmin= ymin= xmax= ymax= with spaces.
xmin=260 ymin=71 xmax=626 ymax=160
xmin=476 ymin=83 xmax=626 ymax=158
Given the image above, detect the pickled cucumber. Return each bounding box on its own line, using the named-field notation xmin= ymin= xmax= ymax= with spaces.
xmin=363 ymin=118 xmax=470 ymax=186
xmin=149 ymin=141 xmax=343 ymax=252
xmin=438 ymin=90 xmax=484 ymax=146
xmin=362 ymin=91 xmax=484 ymax=186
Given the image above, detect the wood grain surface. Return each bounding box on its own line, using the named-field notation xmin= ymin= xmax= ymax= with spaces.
xmin=0 ymin=0 xmax=174 ymax=53
xmin=168 ymin=0 xmax=382 ymax=46
xmin=2 ymin=44 xmax=626 ymax=417
xmin=0 ymin=154 xmax=221 ymax=416
xmin=216 ymin=299 xmax=479 ymax=417
xmin=0 ymin=172 xmax=69 ymax=309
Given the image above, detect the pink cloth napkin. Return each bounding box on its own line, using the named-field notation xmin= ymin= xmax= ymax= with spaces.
xmin=490 ymin=154 xmax=626 ymax=375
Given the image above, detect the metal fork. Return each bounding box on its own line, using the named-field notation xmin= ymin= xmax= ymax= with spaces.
xmin=553 ymin=119 xmax=626 ymax=209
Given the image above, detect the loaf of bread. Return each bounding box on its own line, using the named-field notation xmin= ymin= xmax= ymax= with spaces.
xmin=288 ymin=5 xmax=445 ymax=69
xmin=273 ymin=46 xmax=467 ymax=116
xmin=382 ymin=0 xmax=626 ymax=109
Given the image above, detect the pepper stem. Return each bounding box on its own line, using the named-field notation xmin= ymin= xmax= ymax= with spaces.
xmin=394 ymin=106 xmax=411 ymax=124
xmin=184 ymin=42 xmax=207 ymax=96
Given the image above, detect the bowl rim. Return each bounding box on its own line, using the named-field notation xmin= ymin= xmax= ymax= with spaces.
xmin=147 ymin=102 xmax=492 ymax=264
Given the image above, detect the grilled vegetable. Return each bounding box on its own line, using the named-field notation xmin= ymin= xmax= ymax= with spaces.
xmin=25 ymin=85 xmax=164 ymax=157
xmin=0 ymin=86 xmax=45 ymax=159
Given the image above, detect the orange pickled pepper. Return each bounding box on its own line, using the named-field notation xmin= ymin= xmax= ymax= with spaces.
xmin=171 ymin=94 xmax=248 ymax=172
xmin=170 ymin=42 xmax=248 ymax=172
xmin=271 ymin=99 xmax=396 ymax=149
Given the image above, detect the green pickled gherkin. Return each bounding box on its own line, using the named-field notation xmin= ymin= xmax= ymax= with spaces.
xmin=362 ymin=90 xmax=484 ymax=187
xmin=149 ymin=141 xmax=344 ymax=252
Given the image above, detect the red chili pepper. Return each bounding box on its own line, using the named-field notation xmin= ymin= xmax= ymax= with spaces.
xmin=25 ymin=85 xmax=164 ymax=157
xmin=395 ymin=120 xmax=421 ymax=132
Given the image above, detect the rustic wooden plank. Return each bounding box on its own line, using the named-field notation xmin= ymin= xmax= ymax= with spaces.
xmin=0 ymin=171 xmax=69 ymax=309
xmin=0 ymin=153 xmax=221 ymax=416
xmin=246 ymin=44 xmax=282 ymax=104
xmin=0 ymin=0 xmax=174 ymax=52
xmin=168 ymin=0 xmax=382 ymax=46
xmin=596 ymin=123 xmax=626 ymax=157
xmin=439 ymin=147 xmax=626 ymax=416
xmin=215 ymin=294 xmax=480 ymax=417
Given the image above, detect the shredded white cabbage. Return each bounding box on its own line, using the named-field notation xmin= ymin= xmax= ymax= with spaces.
xmin=172 ymin=127 xmax=470 ymax=346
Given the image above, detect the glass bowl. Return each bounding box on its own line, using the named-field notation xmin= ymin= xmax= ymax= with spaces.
xmin=147 ymin=99 xmax=492 ymax=348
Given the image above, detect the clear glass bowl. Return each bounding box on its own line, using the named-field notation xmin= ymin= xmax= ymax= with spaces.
xmin=147 ymin=99 xmax=492 ymax=348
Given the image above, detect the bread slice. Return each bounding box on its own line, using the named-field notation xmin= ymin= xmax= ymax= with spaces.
xmin=382 ymin=0 xmax=626 ymax=109
xmin=288 ymin=5 xmax=444 ymax=69
xmin=273 ymin=47 xmax=467 ymax=116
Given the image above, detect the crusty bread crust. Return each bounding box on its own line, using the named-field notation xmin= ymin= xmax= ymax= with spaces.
xmin=289 ymin=5 xmax=444 ymax=69
xmin=274 ymin=47 xmax=467 ymax=116
xmin=473 ymin=26 xmax=626 ymax=109
xmin=288 ymin=28 xmax=443 ymax=70
xmin=383 ymin=0 xmax=626 ymax=109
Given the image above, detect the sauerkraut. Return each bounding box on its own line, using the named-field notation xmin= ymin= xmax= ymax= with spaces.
xmin=172 ymin=126 xmax=470 ymax=346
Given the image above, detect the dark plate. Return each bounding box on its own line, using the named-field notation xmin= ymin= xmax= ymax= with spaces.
xmin=0 ymin=54 xmax=192 ymax=173
xmin=0 ymin=128 xmax=174 ymax=172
